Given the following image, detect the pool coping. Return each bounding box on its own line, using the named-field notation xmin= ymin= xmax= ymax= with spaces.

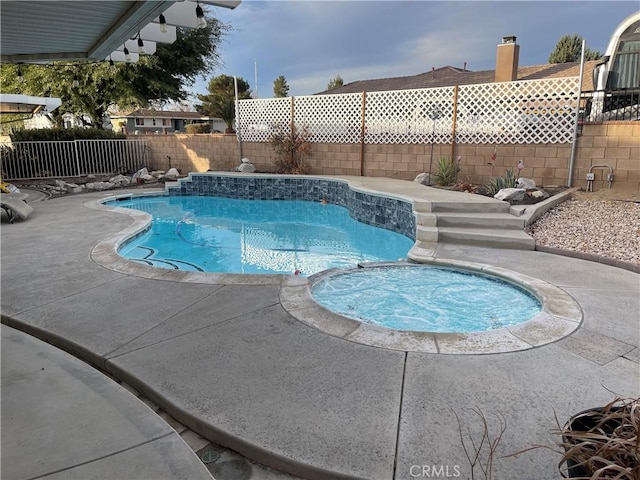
xmin=89 ymin=179 xmax=582 ymax=355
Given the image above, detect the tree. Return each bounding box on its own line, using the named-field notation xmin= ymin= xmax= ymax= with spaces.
xmin=0 ymin=16 xmax=229 ymax=127
xmin=197 ymin=75 xmax=251 ymax=133
xmin=327 ymin=75 xmax=344 ymax=90
xmin=548 ymin=34 xmax=602 ymax=63
xmin=273 ymin=75 xmax=289 ymax=97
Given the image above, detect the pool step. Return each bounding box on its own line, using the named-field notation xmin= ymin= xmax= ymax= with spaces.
xmin=415 ymin=212 xmax=525 ymax=229
xmin=412 ymin=199 xmax=534 ymax=250
xmin=413 ymin=198 xmax=511 ymax=214
xmin=416 ymin=225 xmax=535 ymax=250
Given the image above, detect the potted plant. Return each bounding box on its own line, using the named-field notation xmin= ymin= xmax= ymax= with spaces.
xmin=557 ymin=397 xmax=638 ymax=479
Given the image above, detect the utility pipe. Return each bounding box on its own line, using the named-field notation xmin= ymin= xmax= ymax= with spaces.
xmin=567 ymin=40 xmax=586 ymax=187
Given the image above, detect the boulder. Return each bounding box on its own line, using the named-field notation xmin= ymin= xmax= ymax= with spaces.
xmin=414 ymin=173 xmax=431 ymax=186
xmin=109 ymin=174 xmax=131 ymax=187
xmin=86 ymin=181 xmax=115 ymax=191
xmin=494 ymin=188 xmax=525 ymax=201
xmin=166 ymin=168 xmax=180 ymax=177
xmin=528 ymin=189 xmax=549 ymax=199
xmin=516 ymin=177 xmax=536 ymax=190
xmin=241 ymin=157 xmax=252 ymax=164
xmin=132 ymin=167 xmax=149 ymax=179
xmin=238 ymin=162 xmax=256 ymax=173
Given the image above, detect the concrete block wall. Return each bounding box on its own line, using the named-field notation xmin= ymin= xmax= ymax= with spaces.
xmin=139 ymin=121 xmax=639 ymax=193
xmin=573 ymin=122 xmax=640 ymax=193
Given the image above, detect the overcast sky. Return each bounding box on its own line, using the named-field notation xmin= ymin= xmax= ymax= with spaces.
xmin=190 ymin=0 xmax=638 ymax=100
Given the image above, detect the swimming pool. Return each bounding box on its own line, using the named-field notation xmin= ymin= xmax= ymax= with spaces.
xmin=109 ymin=195 xmax=414 ymax=276
xmin=311 ymin=265 xmax=542 ymax=333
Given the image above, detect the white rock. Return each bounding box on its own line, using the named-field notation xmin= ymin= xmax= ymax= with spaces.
xmin=516 ymin=177 xmax=536 ymax=190
xmin=238 ymin=163 xmax=256 ymax=173
xmin=132 ymin=167 xmax=149 ymax=179
xmin=166 ymin=168 xmax=180 ymax=177
xmin=151 ymin=170 xmax=165 ymax=178
xmin=494 ymin=188 xmax=525 ymax=201
xmin=414 ymin=173 xmax=431 ymax=186
xmin=241 ymin=157 xmax=251 ymax=164
xmin=141 ymin=174 xmax=155 ymax=182
xmin=86 ymin=181 xmax=115 ymax=191
xmin=109 ymin=174 xmax=131 ymax=186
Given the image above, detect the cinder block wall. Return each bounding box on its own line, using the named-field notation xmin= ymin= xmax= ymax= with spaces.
xmin=139 ymin=121 xmax=639 ymax=193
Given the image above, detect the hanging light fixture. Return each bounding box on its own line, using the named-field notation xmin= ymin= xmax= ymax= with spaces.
xmin=123 ymin=46 xmax=131 ymax=62
xmin=72 ymin=72 xmax=79 ymax=89
xmin=17 ymin=65 xmax=24 ymax=83
xmin=109 ymin=55 xmax=117 ymax=72
xmin=159 ymin=13 xmax=168 ymax=33
xmin=137 ymin=33 xmax=145 ymax=54
xmin=195 ymin=1 xmax=207 ymax=29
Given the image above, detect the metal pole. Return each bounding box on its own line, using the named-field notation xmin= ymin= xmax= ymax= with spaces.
xmin=234 ymin=75 xmax=243 ymax=161
xmin=568 ymin=40 xmax=586 ymax=187
xmin=427 ymin=117 xmax=435 ymax=185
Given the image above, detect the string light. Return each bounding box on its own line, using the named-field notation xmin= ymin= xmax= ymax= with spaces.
xmin=17 ymin=65 xmax=24 ymax=83
xmin=137 ymin=33 xmax=145 ymax=54
xmin=123 ymin=46 xmax=131 ymax=62
xmin=109 ymin=56 xmax=116 ymax=72
xmin=72 ymin=72 xmax=79 ymax=88
xmin=159 ymin=13 xmax=168 ymax=33
xmin=195 ymin=1 xmax=207 ymax=29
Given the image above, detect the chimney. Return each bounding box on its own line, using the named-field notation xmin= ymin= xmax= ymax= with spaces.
xmin=495 ymin=35 xmax=519 ymax=82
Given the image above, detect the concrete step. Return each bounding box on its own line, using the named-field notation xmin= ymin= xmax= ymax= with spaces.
xmin=414 ymin=199 xmax=510 ymax=214
xmin=434 ymin=212 xmax=525 ymax=229
xmin=416 ymin=226 xmax=535 ymax=250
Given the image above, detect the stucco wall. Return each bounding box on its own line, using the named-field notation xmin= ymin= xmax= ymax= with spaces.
xmin=140 ymin=121 xmax=639 ymax=193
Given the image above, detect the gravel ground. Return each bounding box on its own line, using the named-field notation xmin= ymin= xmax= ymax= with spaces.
xmin=528 ymin=191 xmax=640 ymax=266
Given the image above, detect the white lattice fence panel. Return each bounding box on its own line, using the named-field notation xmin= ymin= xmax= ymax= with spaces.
xmin=363 ymin=87 xmax=455 ymax=144
xmin=456 ymin=77 xmax=580 ymax=144
xmin=237 ymin=97 xmax=291 ymax=142
xmin=293 ymin=93 xmax=363 ymax=144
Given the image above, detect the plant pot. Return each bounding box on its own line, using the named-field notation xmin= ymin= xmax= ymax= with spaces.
xmin=562 ymin=406 xmax=627 ymax=478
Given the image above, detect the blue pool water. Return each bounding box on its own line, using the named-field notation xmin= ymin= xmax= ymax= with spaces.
xmin=311 ymin=266 xmax=542 ymax=333
xmin=108 ymin=196 xmax=414 ymax=275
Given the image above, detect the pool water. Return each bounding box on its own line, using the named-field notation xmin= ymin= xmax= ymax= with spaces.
xmin=311 ymin=266 xmax=542 ymax=333
xmin=109 ymin=196 xmax=414 ymax=276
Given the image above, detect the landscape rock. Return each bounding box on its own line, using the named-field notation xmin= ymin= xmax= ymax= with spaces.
xmin=237 ymin=163 xmax=256 ymax=173
xmin=528 ymin=189 xmax=549 ymax=199
xmin=132 ymin=167 xmax=149 ymax=179
xmin=166 ymin=168 xmax=180 ymax=177
xmin=109 ymin=174 xmax=131 ymax=187
xmin=494 ymin=188 xmax=525 ymax=201
xmin=86 ymin=181 xmax=115 ymax=191
xmin=516 ymin=177 xmax=537 ymax=190
xmin=414 ymin=173 xmax=432 ymax=186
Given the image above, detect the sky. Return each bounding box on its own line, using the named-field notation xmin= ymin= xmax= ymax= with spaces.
xmin=188 ymin=0 xmax=639 ymax=101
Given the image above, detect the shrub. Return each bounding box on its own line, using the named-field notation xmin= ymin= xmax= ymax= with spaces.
xmin=270 ymin=125 xmax=312 ymax=174
xmin=185 ymin=123 xmax=211 ymax=134
xmin=434 ymin=156 xmax=458 ymax=186
xmin=483 ymin=169 xmax=518 ymax=196
xmin=10 ymin=128 xmax=125 ymax=142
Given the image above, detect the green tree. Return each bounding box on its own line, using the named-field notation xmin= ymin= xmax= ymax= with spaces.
xmin=273 ymin=75 xmax=289 ymax=97
xmin=327 ymin=74 xmax=344 ymax=90
xmin=0 ymin=16 xmax=229 ymax=127
xmin=548 ymin=34 xmax=602 ymax=63
xmin=197 ymin=75 xmax=251 ymax=133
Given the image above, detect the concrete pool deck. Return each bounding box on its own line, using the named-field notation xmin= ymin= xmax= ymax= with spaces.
xmin=2 ymin=179 xmax=639 ymax=479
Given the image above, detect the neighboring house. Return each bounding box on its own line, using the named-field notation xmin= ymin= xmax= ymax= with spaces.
xmin=317 ymin=36 xmax=598 ymax=95
xmin=110 ymin=109 xmax=226 ymax=134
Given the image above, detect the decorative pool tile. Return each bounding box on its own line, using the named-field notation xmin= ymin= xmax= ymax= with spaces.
xmin=166 ymin=174 xmax=416 ymax=239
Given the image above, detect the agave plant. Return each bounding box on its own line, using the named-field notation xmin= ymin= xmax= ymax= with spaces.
xmin=483 ymin=169 xmax=518 ymax=196
xmin=434 ymin=156 xmax=458 ymax=186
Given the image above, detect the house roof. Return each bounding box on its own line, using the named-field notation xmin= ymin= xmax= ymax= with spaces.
xmin=318 ymin=61 xmax=598 ymax=95
xmin=110 ymin=109 xmax=219 ymax=120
